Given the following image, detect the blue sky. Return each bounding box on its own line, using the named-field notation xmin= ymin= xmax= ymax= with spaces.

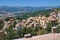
xmin=0 ymin=0 xmax=60 ymax=7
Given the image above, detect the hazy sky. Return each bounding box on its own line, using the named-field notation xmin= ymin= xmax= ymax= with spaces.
xmin=0 ymin=0 xmax=60 ymax=7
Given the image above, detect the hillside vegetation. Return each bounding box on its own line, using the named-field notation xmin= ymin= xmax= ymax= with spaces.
xmin=16 ymin=9 xmax=54 ymax=20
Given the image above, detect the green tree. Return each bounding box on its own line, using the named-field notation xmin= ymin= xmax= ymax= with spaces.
xmin=45 ymin=23 xmax=52 ymax=33
xmin=0 ymin=19 xmax=4 ymax=30
xmin=5 ymin=26 xmax=19 ymax=40
xmin=12 ymin=21 xmax=17 ymax=27
xmin=4 ymin=17 xmax=10 ymax=21
xmin=57 ymin=26 xmax=60 ymax=33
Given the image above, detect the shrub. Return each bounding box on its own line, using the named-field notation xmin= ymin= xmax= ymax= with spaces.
xmin=34 ymin=26 xmax=43 ymax=32
xmin=36 ymin=29 xmax=48 ymax=35
xmin=5 ymin=26 xmax=19 ymax=40
xmin=0 ymin=19 xmax=4 ymax=30
xmin=45 ymin=23 xmax=52 ymax=33
xmin=57 ymin=26 xmax=60 ymax=33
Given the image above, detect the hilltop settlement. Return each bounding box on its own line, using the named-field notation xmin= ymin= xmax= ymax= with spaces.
xmin=0 ymin=10 xmax=60 ymax=40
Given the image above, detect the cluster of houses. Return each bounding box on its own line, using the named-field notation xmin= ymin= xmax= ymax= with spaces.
xmin=0 ymin=12 xmax=59 ymax=40
xmin=3 ymin=12 xmax=59 ymax=30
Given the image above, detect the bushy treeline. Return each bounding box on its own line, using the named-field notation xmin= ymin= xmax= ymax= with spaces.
xmin=4 ymin=23 xmax=52 ymax=40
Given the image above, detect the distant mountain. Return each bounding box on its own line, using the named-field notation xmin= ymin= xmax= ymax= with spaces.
xmin=0 ymin=6 xmax=60 ymax=12
xmin=0 ymin=6 xmax=60 ymax=16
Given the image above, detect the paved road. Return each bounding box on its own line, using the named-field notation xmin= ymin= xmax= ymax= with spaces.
xmin=13 ymin=33 xmax=60 ymax=40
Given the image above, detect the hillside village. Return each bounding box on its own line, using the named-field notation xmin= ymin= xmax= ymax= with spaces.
xmin=3 ymin=12 xmax=59 ymax=29
xmin=0 ymin=11 xmax=60 ymax=40
xmin=0 ymin=0 xmax=60 ymax=40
